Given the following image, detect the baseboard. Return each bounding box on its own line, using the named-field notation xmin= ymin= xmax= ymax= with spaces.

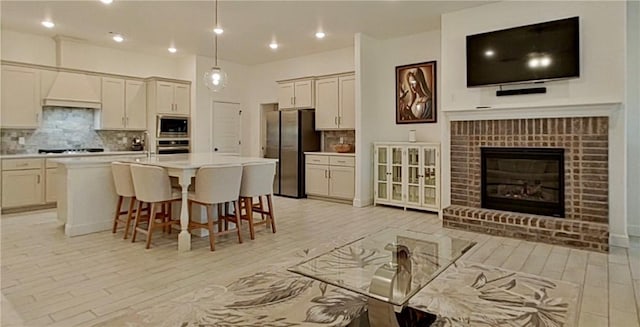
xmin=2 ymin=203 xmax=56 ymax=215
xmin=610 ymin=233 xmax=630 ymax=248
xmin=65 ymin=221 xmax=112 ymax=237
xmin=628 ymin=224 xmax=640 ymax=237
xmin=307 ymin=195 xmax=353 ymax=205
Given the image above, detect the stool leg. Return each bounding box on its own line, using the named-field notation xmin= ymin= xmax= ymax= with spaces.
xmin=267 ymin=194 xmax=276 ymax=233
xmin=234 ymin=200 xmax=243 ymax=244
xmin=131 ymin=200 xmax=144 ymax=243
xmin=206 ymin=204 xmax=216 ymax=251
xmin=123 ymin=198 xmax=136 ymax=239
xmin=217 ymin=204 xmax=223 ymax=233
xmin=112 ymin=196 xmax=123 ymax=233
xmin=167 ymin=202 xmax=173 ymax=235
xmin=244 ymin=197 xmax=255 ymax=240
xmin=224 ymin=202 xmax=230 ymax=231
xmin=145 ymin=203 xmax=157 ymax=249
xmin=258 ymin=196 xmax=265 ymax=221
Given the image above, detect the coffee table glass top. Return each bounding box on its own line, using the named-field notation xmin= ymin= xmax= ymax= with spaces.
xmin=288 ymin=229 xmax=475 ymax=306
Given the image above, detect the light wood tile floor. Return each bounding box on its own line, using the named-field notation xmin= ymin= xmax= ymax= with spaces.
xmin=1 ymin=197 xmax=639 ymax=326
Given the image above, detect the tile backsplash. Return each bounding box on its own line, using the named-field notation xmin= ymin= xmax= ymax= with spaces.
xmin=1 ymin=107 xmax=144 ymax=154
xmin=322 ymin=130 xmax=355 ymax=152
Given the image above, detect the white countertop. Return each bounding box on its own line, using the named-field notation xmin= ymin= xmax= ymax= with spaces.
xmin=0 ymin=151 xmax=144 ymax=159
xmin=55 ymin=153 xmax=277 ymax=168
xmin=304 ymin=152 xmax=355 ymax=157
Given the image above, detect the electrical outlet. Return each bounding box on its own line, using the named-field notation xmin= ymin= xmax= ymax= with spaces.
xmin=122 ymin=137 xmax=127 ymax=143
xmin=18 ymin=137 xmax=25 ymax=145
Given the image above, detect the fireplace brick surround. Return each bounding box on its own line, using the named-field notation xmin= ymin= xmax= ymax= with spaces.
xmin=443 ymin=117 xmax=609 ymax=252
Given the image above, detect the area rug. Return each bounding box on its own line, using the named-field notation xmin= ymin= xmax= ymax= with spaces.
xmin=94 ymin=249 xmax=580 ymax=327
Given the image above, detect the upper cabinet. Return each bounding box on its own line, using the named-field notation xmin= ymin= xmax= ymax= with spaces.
xmin=100 ymin=77 xmax=147 ymax=130
xmin=315 ymin=73 xmax=355 ymax=130
xmin=277 ymin=78 xmax=314 ymax=110
xmin=1 ymin=65 xmax=41 ymax=128
xmin=149 ymin=80 xmax=190 ymax=115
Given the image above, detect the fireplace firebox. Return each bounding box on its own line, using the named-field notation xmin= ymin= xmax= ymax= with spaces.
xmin=481 ymin=148 xmax=565 ymax=217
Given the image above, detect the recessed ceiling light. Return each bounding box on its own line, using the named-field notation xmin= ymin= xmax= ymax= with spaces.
xmin=213 ymin=27 xmax=224 ymax=35
xmin=41 ymin=20 xmax=55 ymax=29
xmin=112 ymin=34 xmax=124 ymax=43
xmin=269 ymin=42 xmax=278 ymax=50
xmin=315 ymin=32 xmax=325 ymax=39
xmin=100 ymin=0 xmax=113 ymax=4
xmin=168 ymin=47 xmax=177 ymax=53
xmin=484 ymin=49 xmax=494 ymax=57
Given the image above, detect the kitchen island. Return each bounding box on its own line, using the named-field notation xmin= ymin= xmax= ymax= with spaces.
xmin=55 ymin=153 xmax=277 ymax=251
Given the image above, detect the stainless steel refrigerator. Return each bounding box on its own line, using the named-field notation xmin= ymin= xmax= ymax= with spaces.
xmin=265 ymin=109 xmax=320 ymax=198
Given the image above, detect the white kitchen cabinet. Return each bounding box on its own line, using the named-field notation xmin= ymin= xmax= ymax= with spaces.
xmin=124 ymin=80 xmax=147 ymax=129
xmin=101 ymin=78 xmax=147 ymax=130
xmin=45 ymin=159 xmax=58 ymax=204
xmin=1 ymin=65 xmax=41 ymax=128
xmin=277 ymin=79 xmax=314 ymax=110
xmin=101 ymin=77 xmax=126 ymax=129
xmin=1 ymin=159 xmax=44 ymax=208
xmin=314 ymin=73 xmax=355 ymax=130
xmin=374 ymin=142 xmax=440 ymax=212
xmin=148 ymin=80 xmax=191 ymax=115
xmin=305 ymin=154 xmax=354 ymax=201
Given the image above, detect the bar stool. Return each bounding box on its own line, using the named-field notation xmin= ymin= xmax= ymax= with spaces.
xmin=111 ymin=162 xmax=142 ymax=239
xmin=188 ymin=164 xmax=243 ymax=251
xmin=238 ymin=162 xmax=277 ymax=240
xmin=129 ymin=164 xmax=181 ymax=249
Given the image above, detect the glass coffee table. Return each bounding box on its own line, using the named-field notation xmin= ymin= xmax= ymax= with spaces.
xmin=288 ymin=229 xmax=475 ymax=327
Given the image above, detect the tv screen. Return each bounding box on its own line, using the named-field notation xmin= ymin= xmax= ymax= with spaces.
xmin=466 ymin=17 xmax=579 ymax=87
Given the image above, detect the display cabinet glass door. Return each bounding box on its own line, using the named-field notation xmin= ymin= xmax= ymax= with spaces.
xmin=375 ymin=146 xmax=389 ymax=201
xmin=422 ymin=146 xmax=438 ymax=207
xmin=391 ymin=147 xmax=404 ymax=202
xmin=406 ymin=146 xmax=421 ymax=206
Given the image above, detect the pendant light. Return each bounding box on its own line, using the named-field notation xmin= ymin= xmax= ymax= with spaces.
xmin=204 ymin=0 xmax=227 ymax=92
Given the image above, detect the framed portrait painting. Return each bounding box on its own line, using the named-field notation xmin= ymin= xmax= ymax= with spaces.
xmin=396 ymin=61 xmax=437 ymax=124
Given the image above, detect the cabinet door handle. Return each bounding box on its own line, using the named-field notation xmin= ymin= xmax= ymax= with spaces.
xmin=37 ymin=174 xmax=40 ymax=184
xmin=334 ymin=116 xmax=337 ymax=125
xmin=126 ymin=116 xmax=129 ymax=125
xmin=338 ymin=116 xmax=341 ymax=125
xmin=324 ymin=170 xmax=328 ymax=178
xmin=122 ymin=117 xmax=125 ymax=126
xmin=328 ymin=170 xmax=331 ymax=179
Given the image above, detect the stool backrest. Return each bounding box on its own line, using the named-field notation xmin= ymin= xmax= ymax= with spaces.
xmin=111 ymin=162 xmax=135 ymax=198
xmin=129 ymin=164 xmax=172 ymax=203
xmin=194 ymin=165 xmax=243 ymax=204
xmin=240 ymin=162 xmax=276 ymax=197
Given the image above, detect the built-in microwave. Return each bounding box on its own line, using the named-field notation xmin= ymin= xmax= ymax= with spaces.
xmin=157 ymin=115 xmax=189 ymax=139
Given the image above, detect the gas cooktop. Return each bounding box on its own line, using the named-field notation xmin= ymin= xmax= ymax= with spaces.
xmin=38 ymin=148 xmax=105 ymax=154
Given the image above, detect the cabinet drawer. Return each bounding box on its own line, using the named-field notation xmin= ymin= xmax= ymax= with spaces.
xmin=306 ymin=155 xmax=329 ymax=165
xmin=46 ymin=159 xmax=58 ymax=169
xmin=2 ymin=158 xmax=43 ymax=171
xmin=329 ymin=156 xmax=355 ymax=167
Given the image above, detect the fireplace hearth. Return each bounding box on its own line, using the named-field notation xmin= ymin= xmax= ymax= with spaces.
xmin=481 ymin=147 xmax=565 ymax=217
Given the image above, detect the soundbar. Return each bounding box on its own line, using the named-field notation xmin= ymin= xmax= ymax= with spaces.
xmin=496 ymin=87 xmax=546 ymax=96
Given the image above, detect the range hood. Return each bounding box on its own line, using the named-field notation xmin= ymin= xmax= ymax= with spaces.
xmin=43 ymin=72 xmax=102 ymax=109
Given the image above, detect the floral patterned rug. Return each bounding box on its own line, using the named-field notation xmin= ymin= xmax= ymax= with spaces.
xmin=94 ymin=250 xmax=580 ymax=327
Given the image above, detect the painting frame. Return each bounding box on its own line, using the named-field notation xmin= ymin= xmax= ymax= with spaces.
xmin=395 ymin=61 xmax=437 ymax=124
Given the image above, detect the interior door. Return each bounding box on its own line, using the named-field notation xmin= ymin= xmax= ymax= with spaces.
xmin=211 ymin=102 xmax=242 ymax=154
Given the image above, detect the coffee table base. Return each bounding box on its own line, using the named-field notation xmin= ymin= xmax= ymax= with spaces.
xmin=346 ymin=301 xmax=437 ymax=327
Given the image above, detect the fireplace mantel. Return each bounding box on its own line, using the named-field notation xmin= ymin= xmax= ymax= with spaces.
xmin=443 ymin=101 xmax=621 ymax=122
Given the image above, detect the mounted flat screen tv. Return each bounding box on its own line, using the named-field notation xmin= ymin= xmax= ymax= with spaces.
xmin=466 ymin=16 xmax=580 ymax=87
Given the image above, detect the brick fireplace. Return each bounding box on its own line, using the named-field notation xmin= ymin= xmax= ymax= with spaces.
xmin=443 ymin=117 xmax=609 ymax=252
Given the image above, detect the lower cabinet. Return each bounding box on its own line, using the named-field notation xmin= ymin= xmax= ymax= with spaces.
xmin=305 ymin=154 xmax=355 ymax=201
xmin=45 ymin=163 xmax=58 ymax=203
xmin=1 ymin=159 xmax=44 ymax=208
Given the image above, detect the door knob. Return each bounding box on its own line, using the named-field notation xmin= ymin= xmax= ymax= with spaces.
xmin=214 ymin=148 xmax=219 ymax=152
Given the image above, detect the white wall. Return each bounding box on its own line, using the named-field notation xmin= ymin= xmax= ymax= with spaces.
xmin=245 ymin=47 xmax=355 ymax=157
xmin=1 ymin=29 xmax=183 ymax=79
xmin=627 ymin=0 xmax=640 ymax=237
xmin=368 ymin=30 xmax=441 ymax=144
xmin=441 ymin=1 xmax=626 ymax=111
xmin=192 ymin=56 xmax=250 ymax=154
xmin=1 ymin=30 xmax=56 ymax=66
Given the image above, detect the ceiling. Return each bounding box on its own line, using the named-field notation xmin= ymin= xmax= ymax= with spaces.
xmin=1 ymin=1 xmax=491 ymax=65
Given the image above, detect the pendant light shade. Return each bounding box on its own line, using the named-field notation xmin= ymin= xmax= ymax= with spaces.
xmin=204 ymin=0 xmax=227 ymax=92
xmin=203 ymin=66 xmax=227 ymax=92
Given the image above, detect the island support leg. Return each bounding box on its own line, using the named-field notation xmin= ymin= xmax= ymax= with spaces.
xmin=177 ymin=173 xmax=192 ymax=252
